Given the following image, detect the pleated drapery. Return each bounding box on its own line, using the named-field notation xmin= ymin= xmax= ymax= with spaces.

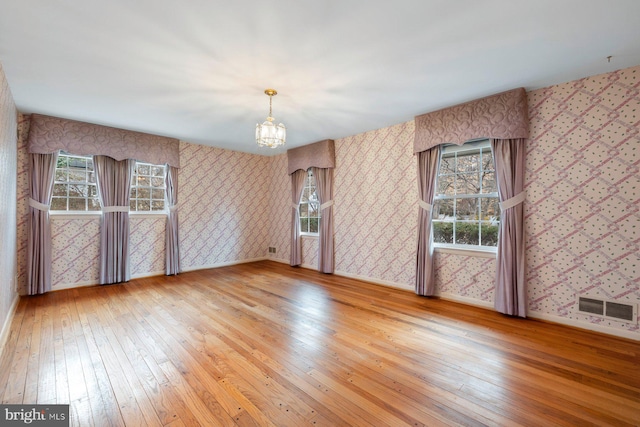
xmin=165 ymin=166 xmax=180 ymax=275
xmin=312 ymin=167 xmax=335 ymax=273
xmin=290 ymin=169 xmax=307 ymax=266
xmin=94 ymin=155 xmax=135 ymax=285
xmin=27 ymin=152 xmax=58 ymax=295
xmin=491 ymin=138 xmax=527 ymax=317
xmin=414 ymin=146 xmax=441 ymax=296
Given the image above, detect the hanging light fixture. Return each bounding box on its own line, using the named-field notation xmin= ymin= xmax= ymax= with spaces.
xmin=256 ymin=88 xmax=286 ymax=148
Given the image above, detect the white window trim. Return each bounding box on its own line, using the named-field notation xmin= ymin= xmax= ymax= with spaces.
xmin=432 ymin=139 xmax=499 ymax=251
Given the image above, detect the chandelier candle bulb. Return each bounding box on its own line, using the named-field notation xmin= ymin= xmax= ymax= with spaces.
xmin=256 ymin=88 xmax=286 ymax=148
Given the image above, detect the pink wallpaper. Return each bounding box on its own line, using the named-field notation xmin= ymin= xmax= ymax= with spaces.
xmin=266 ymin=153 xmax=291 ymax=262
xmin=525 ymin=66 xmax=639 ymax=331
xmin=130 ymin=217 xmax=166 ymax=276
xmin=0 ymin=63 xmax=18 ymax=334
xmin=16 ymin=114 xmax=29 ymax=294
xmin=179 ymin=141 xmax=270 ymax=269
xmin=51 ymin=218 xmax=100 ymax=286
xmin=334 ymin=122 xmax=417 ymax=285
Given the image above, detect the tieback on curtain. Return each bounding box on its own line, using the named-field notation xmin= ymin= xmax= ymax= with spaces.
xmin=418 ymin=200 xmax=432 ymax=212
xmin=29 ymin=198 xmax=50 ymax=211
xmin=499 ymin=191 xmax=526 ymax=210
xmin=320 ymin=200 xmax=334 ymax=211
xmin=292 ymin=203 xmax=299 ymax=210
xmin=168 ymin=205 xmax=178 ymax=211
xmin=102 ymin=206 xmax=130 ymax=213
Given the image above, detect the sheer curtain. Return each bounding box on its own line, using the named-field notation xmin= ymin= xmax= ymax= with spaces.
xmin=415 ymin=146 xmax=441 ymax=296
xmin=311 ymin=167 xmax=334 ymax=273
xmin=491 ymin=138 xmax=527 ymax=317
xmin=165 ymin=165 xmax=180 ymax=275
xmin=290 ymin=169 xmax=307 ymax=266
xmin=94 ymin=155 xmax=135 ymax=284
xmin=27 ymin=152 xmax=58 ymax=295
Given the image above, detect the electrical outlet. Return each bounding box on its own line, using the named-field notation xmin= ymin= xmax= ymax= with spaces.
xmin=268 ymin=247 xmax=276 ymax=254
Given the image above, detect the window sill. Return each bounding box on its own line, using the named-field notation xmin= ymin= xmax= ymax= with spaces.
xmin=434 ymin=245 xmax=497 ymax=258
xmin=300 ymin=233 xmax=319 ymax=239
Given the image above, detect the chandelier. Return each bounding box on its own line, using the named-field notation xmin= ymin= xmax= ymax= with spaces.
xmin=256 ymin=88 xmax=286 ymax=148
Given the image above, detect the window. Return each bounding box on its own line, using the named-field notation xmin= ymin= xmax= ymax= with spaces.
xmin=299 ymin=169 xmax=320 ymax=234
xmin=130 ymin=162 xmax=166 ymax=212
xmin=52 ymin=153 xmax=100 ymax=211
xmin=51 ymin=153 xmax=166 ymax=212
xmin=432 ymin=140 xmax=500 ymax=248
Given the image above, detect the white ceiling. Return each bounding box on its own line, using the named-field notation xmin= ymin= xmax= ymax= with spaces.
xmin=1 ymin=1 xmax=639 ymax=155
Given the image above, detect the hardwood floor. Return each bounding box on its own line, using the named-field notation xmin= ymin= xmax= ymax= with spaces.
xmin=1 ymin=260 xmax=638 ymax=426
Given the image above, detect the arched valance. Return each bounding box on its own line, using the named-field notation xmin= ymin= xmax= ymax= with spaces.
xmin=27 ymin=114 xmax=180 ymax=168
xmin=287 ymin=139 xmax=335 ymax=175
xmin=413 ymin=88 xmax=529 ymax=154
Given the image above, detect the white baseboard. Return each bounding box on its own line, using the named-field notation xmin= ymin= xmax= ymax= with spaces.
xmin=334 ymin=270 xmax=414 ymax=292
xmin=0 ymin=294 xmax=20 ymax=359
xmin=436 ymin=292 xmax=494 ymax=309
xmin=527 ymin=310 xmax=640 ymax=342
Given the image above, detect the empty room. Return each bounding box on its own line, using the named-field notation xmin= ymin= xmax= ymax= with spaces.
xmin=0 ymin=1 xmax=639 ymax=426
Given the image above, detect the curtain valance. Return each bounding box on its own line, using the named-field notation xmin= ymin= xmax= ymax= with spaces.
xmin=27 ymin=114 xmax=180 ymax=168
xmin=287 ymin=139 xmax=335 ymax=175
xmin=413 ymin=88 xmax=529 ymax=154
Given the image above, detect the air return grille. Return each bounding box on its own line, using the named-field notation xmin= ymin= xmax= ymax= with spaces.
xmin=577 ymin=297 xmax=637 ymax=323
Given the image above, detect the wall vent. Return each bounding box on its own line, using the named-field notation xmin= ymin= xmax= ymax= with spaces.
xmin=577 ymin=297 xmax=637 ymax=323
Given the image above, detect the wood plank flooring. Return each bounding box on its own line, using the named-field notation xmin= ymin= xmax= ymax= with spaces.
xmin=1 ymin=260 xmax=639 ymax=426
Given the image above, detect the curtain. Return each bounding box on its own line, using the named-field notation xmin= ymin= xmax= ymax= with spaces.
xmin=94 ymin=155 xmax=135 ymax=284
xmin=491 ymin=138 xmax=527 ymax=317
xmin=290 ymin=169 xmax=307 ymax=266
xmin=27 ymin=152 xmax=59 ymax=295
xmin=165 ymin=165 xmax=180 ymax=275
xmin=312 ymin=167 xmax=334 ymax=273
xmin=415 ymin=146 xmax=441 ymax=296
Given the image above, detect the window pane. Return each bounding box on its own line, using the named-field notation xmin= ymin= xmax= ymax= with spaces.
xmin=456 ymin=222 xmax=479 ymax=245
xmin=53 ymin=183 xmax=68 ymax=197
xmin=300 ymin=218 xmax=309 ymax=233
xmin=137 ymin=176 xmax=150 ymax=187
xmin=456 ymin=152 xmax=479 ymax=173
xmin=151 ymin=177 xmax=164 ymax=188
xmin=69 ymin=157 xmax=86 ymax=168
xmin=151 ymin=166 xmax=164 ymax=177
xmin=308 ymin=201 xmax=319 ymax=218
xmin=87 ymin=159 xmax=94 ymax=171
xmin=480 ymin=197 xmax=500 ymax=221
xmin=481 ymin=171 xmax=497 ymax=194
xmin=55 ymin=170 xmax=68 ymax=182
xmin=309 ymin=218 xmax=319 ymax=233
xmin=68 ymin=170 xmax=86 ymax=182
xmin=68 ymin=198 xmax=86 ymax=211
xmin=88 ymin=184 xmax=98 ymax=197
xmin=455 ymin=198 xmax=478 ymax=221
xmin=69 ymin=184 xmax=87 ymax=197
xmin=130 ymin=187 xmax=137 ymax=198
xmin=299 ymin=203 xmax=308 ymax=218
xmin=482 ymin=149 xmax=494 ymax=171
xmin=152 ymin=189 xmax=164 ymax=200
xmin=138 ymin=187 xmax=151 ymax=199
xmin=87 ymin=171 xmax=96 ymax=184
xmin=57 ymin=156 xmax=68 ymax=168
xmin=130 ymin=200 xmax=136 ymax=210
xmin=438 ymin=175 xmax=455 ymax=196
xmin=433 ymin=221 xmax=453 ymax=244
xmin=433 ymin=199 xmax=453 ymax=220
xmin=137 ymin=200 xmax=150 ymax=211
xmin=456 ymin=172 xmax=480 ymax=195
xmin=480 ymin=222 xmax=499 ymax=247
xmin=88 ymin=198 xmax=101 ymax=211
xmin=440 ymin=156 xmax=455 ymax=175
xmin=302 ymin=188 xmax=310 ymax=203
xmin=138 ymin=164 xmax=150 ymax=175
xmin=51 ymin=197 xmax=67 ymax=211
xmin=151 ymin=200 xmax=165 ymax=211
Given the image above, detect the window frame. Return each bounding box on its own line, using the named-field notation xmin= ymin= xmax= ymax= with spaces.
xmin=299 ymin=169 xmax=320 ymax=236
xmin=50 ymin=152 xmax=168 ymax=216
xmin=432 ymin=139 xmax=500 ymax=252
